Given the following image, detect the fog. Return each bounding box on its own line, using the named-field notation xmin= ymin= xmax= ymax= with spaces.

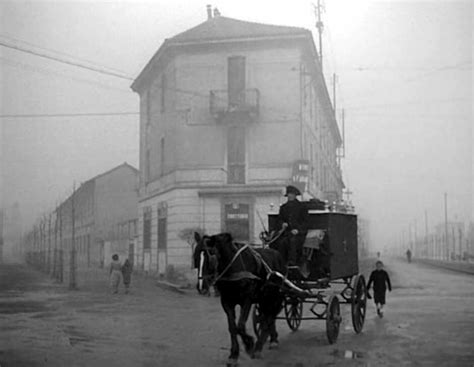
xmin=1 ymin=0 xmax=472 ymax=250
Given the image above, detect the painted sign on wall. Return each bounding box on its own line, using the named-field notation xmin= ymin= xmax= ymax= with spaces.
xmin=291 ymin=159 xmax=310 ymax=194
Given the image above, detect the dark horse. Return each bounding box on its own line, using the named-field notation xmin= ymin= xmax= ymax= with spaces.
xmin=193 ymin=237 xmax=217 ymax=295
xmin=194 ymin=232 xmax=285 ymax=366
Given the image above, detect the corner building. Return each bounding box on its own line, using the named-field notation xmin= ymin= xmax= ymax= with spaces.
xmin=131 ymin=13 xmax=344 ymax=275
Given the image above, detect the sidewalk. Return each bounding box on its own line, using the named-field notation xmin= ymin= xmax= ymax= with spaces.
xmin=414 ymin=258 xmax=474 ymax=275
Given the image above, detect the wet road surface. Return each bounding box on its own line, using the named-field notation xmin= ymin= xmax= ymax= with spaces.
xmin=0 ymin=259 xmax=473 ymax=367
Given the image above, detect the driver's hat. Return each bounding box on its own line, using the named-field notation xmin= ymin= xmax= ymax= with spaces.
xmin=285 ymin=185 xmax=301 ymax=196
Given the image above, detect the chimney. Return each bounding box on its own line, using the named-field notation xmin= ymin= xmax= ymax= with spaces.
xmin=206 ymin=4 xmax=212 ymax=20
xmin=213 ymin=7 xmax=221 ymax=17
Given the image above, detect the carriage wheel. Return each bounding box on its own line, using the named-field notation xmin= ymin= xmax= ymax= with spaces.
xmin=351 ymin=274 xmax=367 ymax=334
xmin=284 ymin=296 xmax=303 ymax=331
xmin=252 ymin=304 xmax=263 ymax=338
xmin=326 ymin=295 xmax=341 ymax=344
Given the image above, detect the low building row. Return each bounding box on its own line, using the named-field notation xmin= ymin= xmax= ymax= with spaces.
xmin=21 ymin=163 xmax=139 ymax=286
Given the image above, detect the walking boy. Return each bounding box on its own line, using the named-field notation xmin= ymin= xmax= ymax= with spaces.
xmin=367 ymin=260 xmax=392 ymax=317
xmin=121 ymin=259 xmax=133 ymax=294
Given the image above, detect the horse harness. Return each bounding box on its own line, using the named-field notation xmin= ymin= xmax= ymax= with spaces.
xmin=209 ymin=241 xmax=310 ymax=298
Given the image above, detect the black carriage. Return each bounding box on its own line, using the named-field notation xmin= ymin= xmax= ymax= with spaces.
xmin=253 ymin=204 xmax=367 ymax=344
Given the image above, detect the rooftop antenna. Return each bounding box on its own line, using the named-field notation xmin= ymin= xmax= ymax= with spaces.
xmin=313 ymin=0 xmax=324 ymax=71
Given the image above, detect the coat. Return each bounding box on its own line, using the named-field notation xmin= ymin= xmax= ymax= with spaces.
xmin=278 ymin=199 xmax=308 ymax=236
xmin=121 ymin=260 xmax=133 ymax=285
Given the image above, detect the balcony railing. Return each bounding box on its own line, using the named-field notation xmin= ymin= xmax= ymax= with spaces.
xmin=210 ymin=88 xmax=259 ymax=123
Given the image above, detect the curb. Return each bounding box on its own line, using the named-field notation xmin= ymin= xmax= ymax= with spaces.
xmin=415 ymin=259 xmax=474 ymax=275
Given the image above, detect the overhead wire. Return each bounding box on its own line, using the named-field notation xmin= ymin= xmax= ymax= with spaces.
xmin=0 ymin=40 xmax=134 ymax=80
xmin=0 ymin=112 xmax=139 ymax=118
xmin=1 ymin=57 xmax=133 ymax=94
xmin=0 ymin=33 xmax=130 ymax=75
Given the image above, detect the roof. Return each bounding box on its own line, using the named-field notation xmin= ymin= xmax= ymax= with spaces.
xmin=89 ymin=162 xmax=138 ymax=183
xmin=131 ymin=16 xmax=311 ymax=92
xmin=169 ymin=16 xmax=309 ymax=44
xmin=58 ymin=163 xmax=138 ymax=208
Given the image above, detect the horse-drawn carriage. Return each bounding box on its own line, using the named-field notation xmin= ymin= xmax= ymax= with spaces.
xmin=252 ymin=203 xmax=367 ymax=344
xmin=194 ymin=200 xmax=367 ymax=366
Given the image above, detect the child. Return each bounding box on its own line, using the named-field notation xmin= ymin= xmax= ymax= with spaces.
xmin=109 ymin=254 xmax=122 ymax=294
xmin=121 ymin=259 xmax=133 ymax=294
xmin=367 ymin=260 xmax=392 ymax=317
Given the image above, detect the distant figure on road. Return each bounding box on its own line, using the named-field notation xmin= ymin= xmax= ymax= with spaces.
xmin=109 ymin=254 xmax=122 ymax=294
xmin=367 ymin=260 xmax=392 ymax=318
xmin=406 ymin=249 xmax=412 ymax=263
xmin=121 ymin=259 xmax=133 ymax=294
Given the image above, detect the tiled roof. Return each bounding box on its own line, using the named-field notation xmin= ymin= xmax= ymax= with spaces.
xmin=169 ymin=16 xmax=309 ymax=44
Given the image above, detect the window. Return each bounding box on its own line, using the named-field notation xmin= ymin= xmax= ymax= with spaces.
xmin=143 ymin=208 xmax=152 ymax=250
xmin=160 ymin=137 xmax=165 ymax=177
xmin=161 ymin=74 xmax=166 ymax=113
xmin=146 ymin=90 xmax=151 ymax=126
xmin=228 ymin=56 xmax=246 ymax=109
xmin=227 ymin=126 xmax=246 ymax=184
xmin=157 ymin=204 xmax=167 ymax=250
xmin=145 ymin=149 xmax=151 ymax=182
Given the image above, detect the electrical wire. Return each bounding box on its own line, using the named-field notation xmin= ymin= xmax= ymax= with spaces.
xmin=0 ymin=33 xmax=130 ymax=75
xmin=0 ymin=40 xmax=134 ymax=80
xmin=1 ymin=57 xmax=133 ymax=94
xmin=0 ymin=112 xmax=138 ymax=118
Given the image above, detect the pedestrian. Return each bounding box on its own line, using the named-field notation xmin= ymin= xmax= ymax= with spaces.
xmin=277 ymin=185 xmax=308 ymax=270
xmin=367 ymin=260 xmax=392 ymax=318
xmin=121 ymin=259 xmax=133 ymax=294
xmin=109 ymin=254 xmax=122 ymax=294
xmin=406 ymin=248 xmax=412 ymax=263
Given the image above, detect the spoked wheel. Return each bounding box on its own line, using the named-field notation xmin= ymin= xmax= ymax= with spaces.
xmin=252 ymin=304 xmax=263 ymax=338
xmin=326 ymin=295 xmax=341 ymax=344
xmin=351 ymin=274 xmax=367 ymax=334
xmin=284 ymin=296 xmax=303 ymax=331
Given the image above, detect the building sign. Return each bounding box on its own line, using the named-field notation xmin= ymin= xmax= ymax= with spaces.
xmin=291 ymin=159 xmax=310 ymax=193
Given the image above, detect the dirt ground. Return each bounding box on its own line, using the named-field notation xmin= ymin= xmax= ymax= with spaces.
xmin=0 ymin=258 xmax=473 ymax=367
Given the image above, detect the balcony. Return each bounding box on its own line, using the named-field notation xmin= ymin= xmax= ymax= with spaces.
xmin=210 ymin=88 xmax=259 ymax=124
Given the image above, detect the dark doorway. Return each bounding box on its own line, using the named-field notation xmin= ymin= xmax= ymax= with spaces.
xmin=224 ymin=203 xmax=250 ymax=242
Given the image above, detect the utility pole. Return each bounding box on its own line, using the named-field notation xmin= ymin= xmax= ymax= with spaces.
xmin=53 ymin=205 xmax=58 ymax=280
xmin=424 ymin=210 xmax=428 ymax=259
xmin=314 ymin=0 xmax=324 ymax=70
xmin=333 ymin=73 xmax=337 ymax=116
xmin=414 ymin=219 xmax=417 ymax=257
xmin=58 ymin=204 xmax=63 ymax=283
xmin=69 ymin=183 xmax=77 ymax=290
xmin=47 ymin=213 xmax=52 ymax=274
xmin=444 ymin=192 xmax=449 ymax=261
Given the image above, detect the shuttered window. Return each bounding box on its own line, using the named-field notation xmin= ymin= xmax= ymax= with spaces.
xmin=227 ymin=126 xmax=246 ymax=184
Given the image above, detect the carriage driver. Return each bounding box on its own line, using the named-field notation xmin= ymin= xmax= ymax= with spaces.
xmin=277 ymin=185 xmax=309 ymax=268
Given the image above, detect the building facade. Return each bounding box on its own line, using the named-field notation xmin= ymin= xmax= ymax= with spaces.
xmin=131 ymin=13 xmax=344 ymax=275
xmin=22 ymin=163 xmax=138 ymax=285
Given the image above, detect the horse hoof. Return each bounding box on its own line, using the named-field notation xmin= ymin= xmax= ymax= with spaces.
xmin=226 ymin=358 xmax=238 ymax=367
xmin=252 ymin=351 xmax=262 ymax=359
xmin=269 ymin=341 xmax=279 ymax=350
xmin=244 ymin=338 xmax=255 ymax=356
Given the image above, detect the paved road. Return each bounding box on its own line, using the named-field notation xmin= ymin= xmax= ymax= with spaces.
xmin=0 ymin=259 xmax=473 ymax=367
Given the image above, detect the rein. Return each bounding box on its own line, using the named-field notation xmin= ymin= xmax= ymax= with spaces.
xmin=265 ymin=228 xmax=285 ymax=247
xmin=213 ymin=244 xmax=250 ymax=284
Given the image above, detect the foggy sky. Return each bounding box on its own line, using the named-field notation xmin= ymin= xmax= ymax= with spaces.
xmin=1 ymin=0 xmax=472 ymax=249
